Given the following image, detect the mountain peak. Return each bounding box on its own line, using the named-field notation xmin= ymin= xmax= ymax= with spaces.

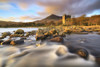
xmin=44 ymin=14 xmax=62 ymax=20
xmin=49 ymin=14 xmax=57 ymax=16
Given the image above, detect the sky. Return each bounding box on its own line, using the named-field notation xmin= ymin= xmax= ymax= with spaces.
xmin=0 ymin=0 xmax=100 ymax=22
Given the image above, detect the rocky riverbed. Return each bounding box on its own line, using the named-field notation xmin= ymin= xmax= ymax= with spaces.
xmin=0 ymin=27 xmax=100 ymax=67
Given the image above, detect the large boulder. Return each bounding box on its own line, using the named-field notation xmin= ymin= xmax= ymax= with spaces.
xmin=56 ymin=47 xmax=67 ymax=56
xmin=2 ymin=32 xmax=11 ymax=38
xmin=50 ymin=37 xmax=63 ymax=42
xmin=14 ymin=29 xmax=24 ymax=34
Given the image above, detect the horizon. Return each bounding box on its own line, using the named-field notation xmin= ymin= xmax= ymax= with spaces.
xmin=0 ymin=0 xmax=100 ymax=22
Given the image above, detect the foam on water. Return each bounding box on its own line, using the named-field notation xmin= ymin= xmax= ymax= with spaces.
xmin=0 ymin=43 xmax=97 ymax=67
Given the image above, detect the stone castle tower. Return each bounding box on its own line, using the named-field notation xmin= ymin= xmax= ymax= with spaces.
xmin=62 ymin=14 xmax=71 ymax=25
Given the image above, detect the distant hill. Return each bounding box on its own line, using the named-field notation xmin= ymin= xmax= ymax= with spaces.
xmin=0 ymin=21 xmax=18 ymax=25
xmin=0 ymin=21 xmax=23 ymax=27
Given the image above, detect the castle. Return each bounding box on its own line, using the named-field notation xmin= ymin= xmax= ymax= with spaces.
xmin=62 ymin=14 xmax=71 ymax=25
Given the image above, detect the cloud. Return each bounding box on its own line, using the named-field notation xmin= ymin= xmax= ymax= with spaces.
xmin=0 ymin=16 xmax=42 ymax=22
xmin=0 ymin=17 xmax=16 ymax=21
xmin=19 ymin=16 xmax=34 ymax=20
xmin=37 ymin=0 xmax=100 ymax=16
xmin=19 ymin=15 xmax=42 ymax=21
xmin=0 ymin=0 xmax=100 ymax=20
xmin=0 ymin=3 xmax=13 ymax=10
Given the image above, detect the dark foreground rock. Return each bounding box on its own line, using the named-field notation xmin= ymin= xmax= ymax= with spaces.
xmin=0 ymin=40 xmax=3 ymax=43
xmin=75 ymin=48 xmax=89 ymax=60
xmin=10 ymin=40 xmax=24 ymax=45
xmin=2 ymin=39 xmax=12 ymax=45
xmin=1 ymin=39 xmax=24 ymax=45
xmin=36 ymin=35 xmax=46 ymax=41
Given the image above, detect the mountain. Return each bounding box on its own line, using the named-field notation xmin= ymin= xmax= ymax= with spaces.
xmin=43 ymin=14 xmax=62 ymax=20
xmin=42 ymin=14 xmax=62 ymax=21
xmin=34 ymin=14 xmax=62 ymax=23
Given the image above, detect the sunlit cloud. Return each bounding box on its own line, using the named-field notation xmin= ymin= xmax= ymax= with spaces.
xmin=0 ymin=0 xmax=100 ymax=22
xmin=0 ymin=17 xmax=16 ymax=21
xmin=19 ymin=16 xmax=35 ymax=20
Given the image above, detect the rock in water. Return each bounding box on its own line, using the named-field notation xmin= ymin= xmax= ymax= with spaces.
xmin=10 ymin=41 xmax=16 ymax=45
xmin=56 ymin=47 xmax=67 ymax=56
xmin=75 ymin=48 xmax=89 ymax=60
xmin=2 ymin=39 xmax=12 ymax=45
xmin=0 ymin=40 xmax=3 ymax=43
xmin=14 ymin=29 xmax=24 ymax=34
xmin=2 ymin=32 xmax=11 ymax=38
xmin=10 ymin=40 xmax=24 ymax=45
xmin=36 ymin=35 xmax=46 ymax=41
xmin=50 ymin=37 xmax=63 ymax=42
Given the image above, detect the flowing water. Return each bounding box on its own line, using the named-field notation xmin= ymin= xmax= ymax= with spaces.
xmin=63 ymin=33 xmax=100 ymax=57
xmin=0 ymin=28 xmax=100 ymax=67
